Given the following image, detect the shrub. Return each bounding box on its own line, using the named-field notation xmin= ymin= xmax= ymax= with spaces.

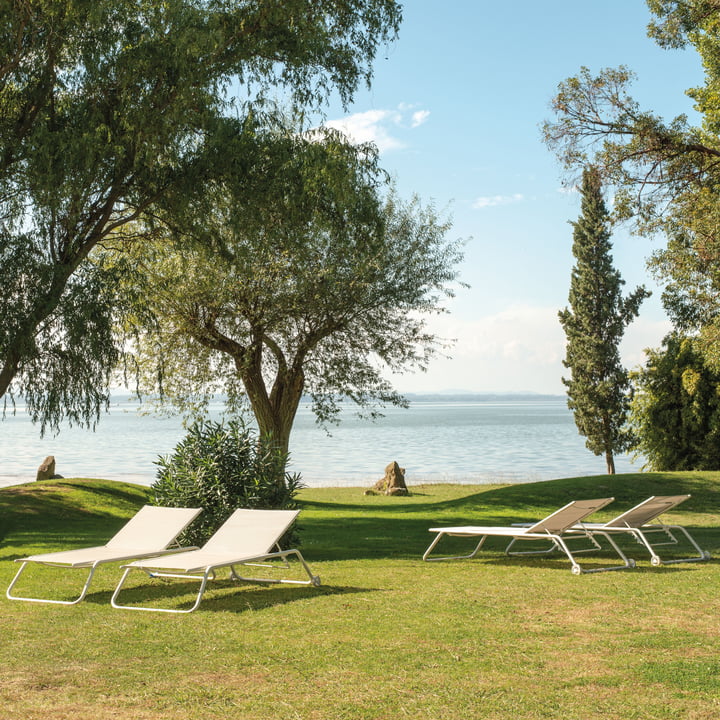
xmin=151 ymin=417 xmax=303 ymax=546
xmin=629 ymin=334 xmax=720 ymax=470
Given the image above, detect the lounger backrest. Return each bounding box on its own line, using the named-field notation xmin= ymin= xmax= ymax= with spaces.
xmin=106 ymin=506 xmax=202 ymax=551
xmin=603 ymin=495 xmax=690 ymax=528
xmin=202 ymin=508 xmax=300 ymax=556
xmin=527 ymin=497 xmax=615 ymax=534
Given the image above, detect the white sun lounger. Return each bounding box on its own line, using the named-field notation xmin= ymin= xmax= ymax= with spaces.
xmin=6 ymin=505 xmax=202 ymax=605
xmin=423 ymin=497 xmax=635 ymax=574
xmin=111 ymin=508 xmax=321 ymax=613
xmin=568 ymin=494 xmax=711 ymax=566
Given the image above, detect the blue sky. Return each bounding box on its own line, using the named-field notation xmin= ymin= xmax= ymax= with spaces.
xmin=319 ymin=1 xmax=706 ymax=394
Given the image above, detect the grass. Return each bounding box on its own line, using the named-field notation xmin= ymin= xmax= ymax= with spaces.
xmin=1 ymin=472 xmax=720 ymax=719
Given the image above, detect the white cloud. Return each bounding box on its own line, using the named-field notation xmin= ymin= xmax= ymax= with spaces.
xmin=620 ymin=316 xmax=673 ymax=370
xmin=325 ymin=110 xmax=404 ymax=152
xmin=472 ymin=193 xmax=524 ymax=209
xmin=411 ymin=110 xmax=430 ymax=128
xmin=557 ymin=184 xmax=579 ymax=195
xmin=323 ymin=104 xmax=430 ymax=153
xmin=389 ymin=305 xmax=672 ymax=394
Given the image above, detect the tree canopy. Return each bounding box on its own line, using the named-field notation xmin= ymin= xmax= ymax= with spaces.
xmin=543 ymin=1 xmax=720 ymax=370
xmin=630 ymin=332 xmax=720 ymax=470
xmin=0 ymin=0 xmax=401 ymax=433
xmin=559 ymin=167 xmax=649 ymax=474
xmin=113 ymin=127 xmax=464 ymax=456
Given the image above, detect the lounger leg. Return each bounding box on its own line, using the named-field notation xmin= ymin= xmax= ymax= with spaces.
xmin=549 ymin=532 xmax=635 ymax=575
xmin=669 ymin=525 xmax=711 ymax=563
xmin=422 ymin=532 xmax=487 ymax=562
xmin=111 ymin=567 xmax=212 ymax=613
xmin=533 ymin=535 xmax=582 ymax=575
xmin=631 ymin=526 xmax=711 ymax=566
xmin=229 ymin=550 xmax=321 ymax=586
xmin=6 ymin=561 xmax=99 ymax=605
xmin=624 ymin=528 xmax=664 ymax=566
xmin=589 ymin=531 xmax=636 ymax=572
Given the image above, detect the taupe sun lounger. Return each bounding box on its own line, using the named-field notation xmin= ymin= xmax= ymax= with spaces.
xmin=6 ymin=505 xmax=202 ymax=605
xmin=423 ymin=497 xmax=635 ymax=574
xmin=568 ymin=495 xmax=710 ymax=566
xmin=111 ymin=508 xmax=321 ymax=613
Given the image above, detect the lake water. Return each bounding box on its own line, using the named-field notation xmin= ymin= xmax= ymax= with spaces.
xmin=0 ymin=397 xmax=642 ymax=489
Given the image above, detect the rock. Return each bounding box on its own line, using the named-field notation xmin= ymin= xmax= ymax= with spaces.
xmin=36 ymin=455 xmax=56 ymax=482
xmin=371 ymin=461 xmax=408 ymax=496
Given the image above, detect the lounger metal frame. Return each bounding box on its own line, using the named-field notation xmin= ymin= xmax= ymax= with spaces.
xmin=6 ymin=546 xmax=196 ymax=606
xmin=6 ymin=506 xmax=202 ymax=605
xmin=570 ymin=495 xmax=710 ymax=566
xmin=423 ymin=498 xmax=635 ymax=575
xmin=111 ymin=509 xmax=321 ymax=613
xmin=611 ymin=522 xmax=710 ymax=565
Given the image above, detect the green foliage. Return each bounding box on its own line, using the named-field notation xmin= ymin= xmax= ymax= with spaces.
xmin=0 ymin=252 xmax=121 ymax=434
xmin=113 ymin=127 xmax=465 ymax=456
xmin=151 ymin=417 xmax=302 ymax=546
xmin=543 ymin=3 xmax=720 ymax=371
xmin=0 ymin=0 xmax=401 ymax=432
xmin=630 ymin=333 xmax=720 ymax=470
xmin=559 ymin=167 xmax=649 ymax=473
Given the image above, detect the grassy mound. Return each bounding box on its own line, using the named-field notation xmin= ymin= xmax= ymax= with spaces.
xmin=1 ymin=473 xmax=719 ymax=719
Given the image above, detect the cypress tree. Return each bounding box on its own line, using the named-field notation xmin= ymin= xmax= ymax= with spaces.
xmin=559 ymin=166 xmax=650 ymax=474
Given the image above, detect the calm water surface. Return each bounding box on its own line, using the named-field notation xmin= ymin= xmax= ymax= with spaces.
xmin=0 ymin=399 xmax=641 ymax=488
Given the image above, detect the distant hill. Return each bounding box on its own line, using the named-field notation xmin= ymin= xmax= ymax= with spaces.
xmin=108 ymin=389 xmax=567 ymax=405
xmin=402 ymin=392 xmax=565 ymax=402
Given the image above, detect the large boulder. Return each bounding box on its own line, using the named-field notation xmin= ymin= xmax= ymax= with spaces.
xmin=36 ymin=455 xmax=57 ymax=481
xmin=369 ymin=461 xmax=408 ymax=496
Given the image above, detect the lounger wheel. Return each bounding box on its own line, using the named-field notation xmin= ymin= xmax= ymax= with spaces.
xmin=571 ymin=565 xmax=582 ymax=575
xmin=311 ymin=575 xmax=321 ymax=587
xmin=650 ymin=556 xmax=662 ymax=567
xmin=702 ymin=550 xmax=711 ymax=560
xmin=627 ymin=558 xmax=636 ymax=569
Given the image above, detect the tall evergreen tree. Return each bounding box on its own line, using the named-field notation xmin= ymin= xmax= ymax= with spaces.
xmin=559 ymin=166 xmax=650 ymax=474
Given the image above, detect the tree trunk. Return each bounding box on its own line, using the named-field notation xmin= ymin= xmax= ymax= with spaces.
xmin=0 ymin=349 xmax=21 ymax=400
xmin=605 ymin=449 xmax=616 ymax=475
xmin=195 ymin=328 xmax=305 ymax=461
xmin=241 ymin=366 xmax=304 ymax=459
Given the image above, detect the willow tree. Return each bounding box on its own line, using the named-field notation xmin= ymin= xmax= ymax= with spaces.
xmin=114 ymin=130 xmax=464 ymax=456
xmin=0 ymin=0 xmax=401 ymax=433
xmin=559 ymin=167 xmax=649 ymax=474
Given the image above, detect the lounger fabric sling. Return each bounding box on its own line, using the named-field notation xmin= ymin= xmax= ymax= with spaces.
xmin=568 ymin=494 xmax=711 ymax=565
xmin=111 ymin=508 xmax=321 ymax=613
xmin=6 ymin=505 xmax=202 ymax=605
xmin=423 ymin=497 xmax=635 ymax=574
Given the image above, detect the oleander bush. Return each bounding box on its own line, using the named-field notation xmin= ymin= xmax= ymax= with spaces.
xmin=152 ymin=417 xmax=302 ymax=546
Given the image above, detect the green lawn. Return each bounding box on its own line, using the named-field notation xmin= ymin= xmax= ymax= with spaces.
xmin=1 ymin=473 xmax=720 ymax=720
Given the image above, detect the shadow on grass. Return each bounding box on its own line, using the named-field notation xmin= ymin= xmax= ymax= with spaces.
xmin=0 ymin=479 xmax=152 ymax=546
xmin=97 ymin=579 xmax=378 ymax=614
xmin=300 ymin=472 xmax=720 ymax=516
xmin=3 ymin=474 xmax=718 ymax=567
xmin=476 ymin=553 xmax=706 ymax=574
xmin=295 ymin=471 xmax=720 ymax=561
xmin=297 ymin=513 xmax=720 ymax=563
